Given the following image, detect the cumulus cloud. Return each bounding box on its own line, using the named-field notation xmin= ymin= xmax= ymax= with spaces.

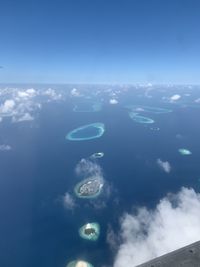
xmin=0 ymin=95 xmax=37 ymax=122
xmin=0 ymin=99 xmax=15 ymax=114
xmin=109 ymin=99 xmax=118 ymax=105
xmin=113 ymin=187 xmax=200 ymax=267
xmin=0 ymin=144 xmax=12 ymax=151
xmin=17 ymin=88 xmax=37 ymax=99
xmin=0 ymin=87 xmax=66 ymax=123
xmin=43 ymin=88 xmax=62 ymax=101
xmin=63 ymin=192 xmax=76 ymax=210
xmin=70 ymin=88 xmax=80 ymax=97
xmin=170 ymin=94 xmax=181 ymax=102
xmin=157 ymin=158 xmax=171 ymax=173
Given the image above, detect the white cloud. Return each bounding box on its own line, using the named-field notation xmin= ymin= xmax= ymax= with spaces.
xmin=70 ymin=88 xmax=80 ymax=97
xmin=63 ymin=192 xmax=76 ymax=210
xmin=75 ymin=158 xmax=103 ymax=179
xmin=0 ymin=99 xmax=15 ymax=114
xmin=113 ymin=187 xmax=200 ymax=267
xmin=109 ymin=99 xmax=118 ymax=105
xmin=170 ymin=94 xmax=181 ymax=102
xmin=17 ymin=91 xmax=29 ymax=98
xmin=26 ymin=88 xmax=36 ymax=96
xmin=12 ymin=112 xmax=34 ymax=122
xmin=0 ymin=144 xmax=12 ymax=151
xmin=43 ymin=88 xmax=62 ymax=101
xmin=0 ymin=87 xmax=66 ymax=123
xmin=157 ymin=158 xmax=171 ymax=173
xmin=194 ymin=98 xmax=200 ymax=103
xmin=107 ymin=224 xmax=119 ymax=251
xmin=17 ymin=88 xmax=36 ymax=99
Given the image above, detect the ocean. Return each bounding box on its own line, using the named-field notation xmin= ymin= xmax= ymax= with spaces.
xmin=0 ymin=86 xmax=200 ymax=267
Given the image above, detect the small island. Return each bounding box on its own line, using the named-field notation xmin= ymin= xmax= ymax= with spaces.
xmin=74 ymin=177 xmax=104 ymax=199
xmin=90 ymin=152 xmax=104 ymax=159
xmin=67 ymin=260 xmax=93 ymax=267
xmin=79 ymin=222 xmax=100 ymax=241
xmin=178 ymin=148 xmax=192 ymax=155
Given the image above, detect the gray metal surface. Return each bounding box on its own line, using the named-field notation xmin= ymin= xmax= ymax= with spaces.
xmin=136 ymin=241 xmax=200 ymax=267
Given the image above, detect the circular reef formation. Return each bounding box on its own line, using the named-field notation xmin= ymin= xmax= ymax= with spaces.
xmin=79 ymin=222 xmax=100 ymax=241
xmin=90 ymin=152 xmax=104 ymax=159
xmin=74 ymin=177 xmax=104 ymax=199
xmin=129 ymin=111 xmax=154 ymax=124
xmin=125 ymin=105 xmax=172 ymax=114
xmin=66 ymin=260 xmax=93 ymax=267
xmin=66 ymin=123 xmax=105 ymax=141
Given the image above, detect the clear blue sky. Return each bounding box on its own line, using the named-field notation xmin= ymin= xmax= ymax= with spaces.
xmin=0 ymin=0 xmax=200 ymax=84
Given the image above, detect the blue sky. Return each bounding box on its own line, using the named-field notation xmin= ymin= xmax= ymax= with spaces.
xmin=0 ymin=0 xmax=200 ymax=84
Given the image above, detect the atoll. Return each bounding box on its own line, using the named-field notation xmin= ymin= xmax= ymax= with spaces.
xmin=178 ymin=148 xmax=192 ymax=155
xmin=129 ymin=111 xmax=154 ymax=124
xmin=66 ymin=260 xmax=93 ymax=267
xmin=66 ymin=123 xmax=105 ymax=141
xmin=125 ymin=105 xmax=172 ymax=114
xmin=90 ymin=152 xmax=104 ymax=159
xmin=79 ymin=222 xmax=100 ymax=241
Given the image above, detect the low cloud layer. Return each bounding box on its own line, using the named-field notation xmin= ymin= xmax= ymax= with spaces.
xmin=157 ymin=158 xmax=171 ymax=173
xmin=0 ymin=87 xmax=64 ymax=123
xmin=113 ymin=187 xmax=200 ymax=267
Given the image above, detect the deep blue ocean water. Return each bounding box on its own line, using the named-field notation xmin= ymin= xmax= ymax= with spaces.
xmin=0 ymin=87 xmax=200 ymax=267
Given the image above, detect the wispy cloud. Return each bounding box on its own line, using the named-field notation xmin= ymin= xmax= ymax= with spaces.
xmin=157 ymin=158 xmax=171 ymax=173
xmin=75 ymin=158 xmax=103 ymax=180
xmin=0 ymin=144 xmax=12 ymax=151
xmin=63 ymin=192 xmax=77 ymax=210
xmin=194 ymin=98 xmax=200 ymax=103
xmin=112 ymin=187 xmax=200 ymax=267
xmin=42 ymin=88 xmax=63 ymax=101
xmin=12 ymin=112 xmax=34 ymax=122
